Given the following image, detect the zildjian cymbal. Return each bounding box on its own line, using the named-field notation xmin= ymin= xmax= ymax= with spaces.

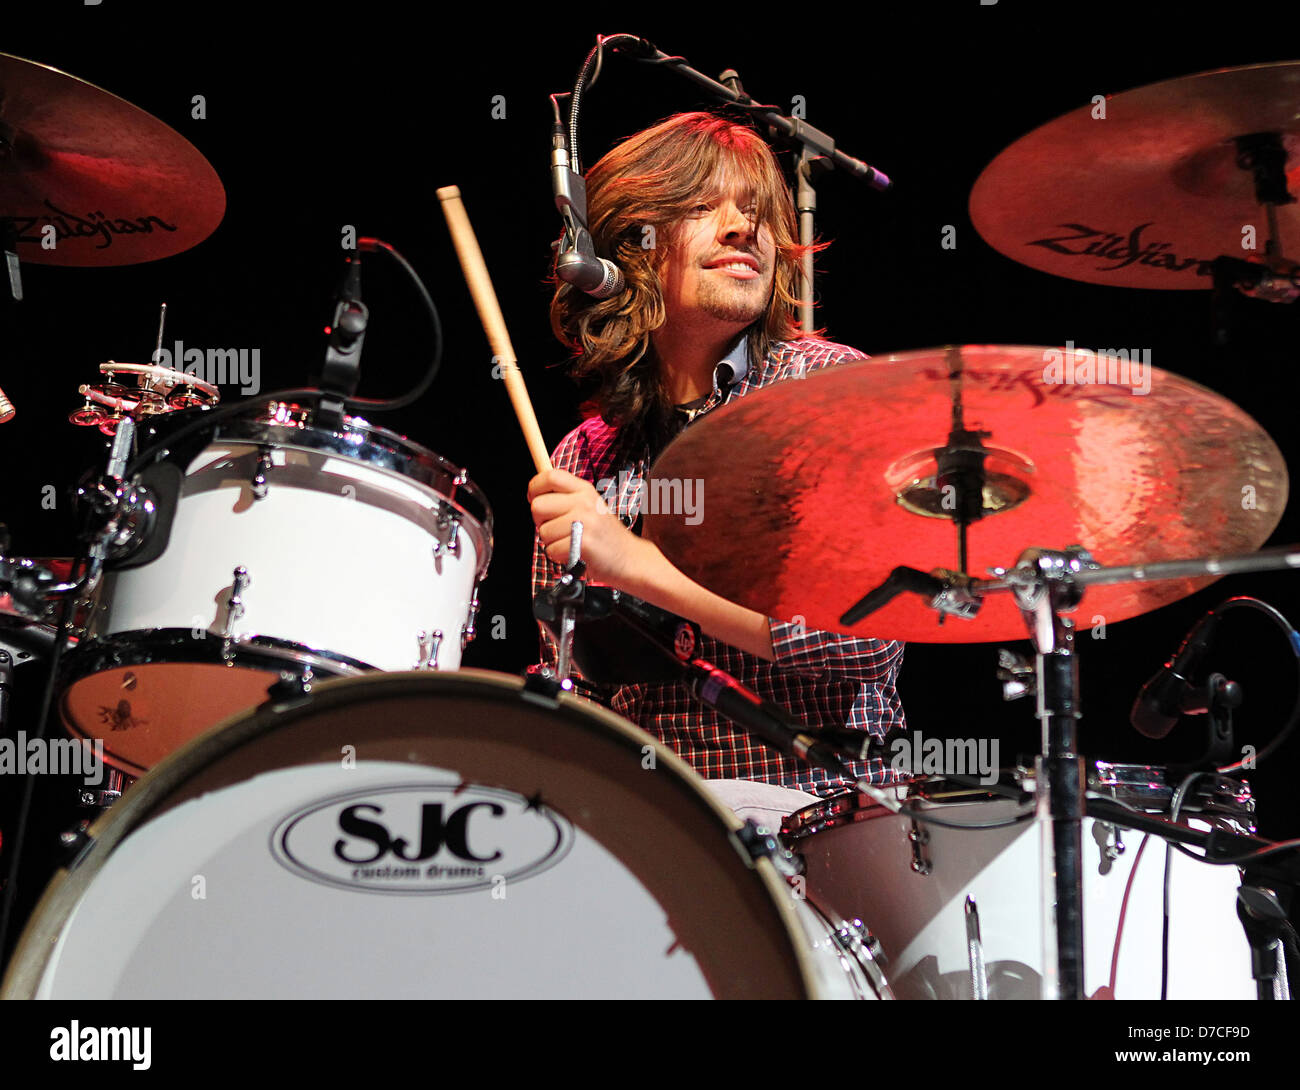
xmin=642 ymin=346 xmax=1287 ymax=643
xmin=969 ymin=62 xmax=1300 ymax=290
xmin=0 ymin=53 xmax=225 ymax=266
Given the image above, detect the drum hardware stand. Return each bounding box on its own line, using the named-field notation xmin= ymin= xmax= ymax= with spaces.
xmin=554 ymin=522 xmax=586 ymax=685
xmin=1236 ymin=886 xmax=1295 ymax=1000
xmin=525 ymin=522 xmax=588 ymax=697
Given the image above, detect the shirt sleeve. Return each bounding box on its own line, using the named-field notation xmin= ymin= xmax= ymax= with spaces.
xmin=767 ymin=618 xmax=905 ymax=685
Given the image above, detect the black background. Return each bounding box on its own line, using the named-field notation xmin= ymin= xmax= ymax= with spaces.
xmin=3 ymin=0 xmax=1300 ymax=967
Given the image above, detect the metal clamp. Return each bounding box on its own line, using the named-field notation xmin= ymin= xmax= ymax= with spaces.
xmin=730 ymin=819 xmax=801 ymax=877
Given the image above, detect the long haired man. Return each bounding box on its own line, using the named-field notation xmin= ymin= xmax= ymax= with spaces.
xmin=529 ymin=113 xmax=904 ymax=816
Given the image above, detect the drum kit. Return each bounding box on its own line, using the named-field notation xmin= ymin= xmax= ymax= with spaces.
xmin=1 ymin=47 xmax=1300 ymax=1001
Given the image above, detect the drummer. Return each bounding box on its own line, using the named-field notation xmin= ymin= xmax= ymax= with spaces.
xmin=528 ymin=112 xmax=905 ymax=822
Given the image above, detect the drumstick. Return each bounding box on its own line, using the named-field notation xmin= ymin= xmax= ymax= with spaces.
xmin=437 ymin=185 xmax=553 ymax=473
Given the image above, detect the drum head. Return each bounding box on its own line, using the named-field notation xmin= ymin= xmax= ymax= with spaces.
xmin=59 ymin=631 xmax=364 ymax=775
xmin=7 ymin=670 xmax=820 ymax=999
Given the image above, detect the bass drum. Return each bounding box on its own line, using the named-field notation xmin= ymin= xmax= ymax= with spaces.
xmin=5 ymin=670 xmax=882 ymax=999
xmin=783 ymin=764 xmax=1256 ymax=1000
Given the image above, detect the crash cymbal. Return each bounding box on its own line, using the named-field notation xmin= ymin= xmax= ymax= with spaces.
xmin=642 ymin=346 xmax=1287 ymax=644
xmin=0 ymin=53 xmax=225 ymax=266
xmin=969 ymin=62 xmax=1300 ymax=290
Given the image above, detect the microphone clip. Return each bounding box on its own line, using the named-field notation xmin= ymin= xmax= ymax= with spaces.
xmin=318 ymin=253 xmax=369 ymax=428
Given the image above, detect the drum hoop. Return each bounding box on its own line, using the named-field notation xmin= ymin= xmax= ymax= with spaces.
xmin=56 ymin=629 xmax=370 ymax=776
xmin=3 ymin=669 xmax=823 ymax=999
xmin=782 ymin=763 xmax=1256 ymax=841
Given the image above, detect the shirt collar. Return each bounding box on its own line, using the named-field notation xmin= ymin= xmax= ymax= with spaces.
xmin=713 ymin=338 xmax=750 ymax=396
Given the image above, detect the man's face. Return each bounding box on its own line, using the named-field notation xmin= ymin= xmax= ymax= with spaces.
xmin=658 ymin=180 xmax=778 ymax=334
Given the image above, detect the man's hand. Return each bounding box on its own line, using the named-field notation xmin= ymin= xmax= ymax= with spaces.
xmin=528 ymin=468 xmax=653 ymax=588
xmin=527 ymin=468 xmax=776 ymax=660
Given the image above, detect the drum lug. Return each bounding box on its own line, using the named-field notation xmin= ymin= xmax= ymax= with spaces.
xmin=251 ymin=447 xmax=273 ymax=500
xmin=415 ymin=629 xmax=443 ymax=670
xmin=461 ymin=589 xmax=481 ymax=650
xmin=908 ymin=818 xmax=932 ymax=875
xmin=433 ymin=510 xmax=462 ymax=560
xmin=219 ymin=566 xmax=251 ymax=661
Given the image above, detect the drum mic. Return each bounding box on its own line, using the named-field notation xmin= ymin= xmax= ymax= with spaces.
xmin=551 ymin=122 xmax=625 ymax=299
xmin=1129 ymin=610 xmax=1221 ymax=739
xmin=0 ymin=386 xmax=14 ymax=423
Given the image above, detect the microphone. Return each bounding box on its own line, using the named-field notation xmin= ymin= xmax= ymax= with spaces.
xmin=0 ymin=387 xmax=13 ymax=423
xmin=1129 ymin=610 xmax=1221 ymax=739
xmin=687 ymin=659 xmax=849 ymax=777
xmin=551 ymin=121 xmax=625 ymax=299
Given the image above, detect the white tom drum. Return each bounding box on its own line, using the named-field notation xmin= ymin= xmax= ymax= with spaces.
xmin=59 ymin=402 xmax=492 ymax=774
xmin=782 ymin=763 xmax=1257 ymax=1000
xmin=8 ymin=670 xmax=882 ymax=999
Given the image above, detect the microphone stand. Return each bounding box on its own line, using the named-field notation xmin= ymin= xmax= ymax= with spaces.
xmin=598 ymin=34 xmax=892 ymax=329
xmin=842 ymin=542 xmax=1300 ymax=999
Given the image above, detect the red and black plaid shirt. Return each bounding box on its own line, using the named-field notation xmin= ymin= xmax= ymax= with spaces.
xmin=532 ymin=337 xmax=906 ymax=795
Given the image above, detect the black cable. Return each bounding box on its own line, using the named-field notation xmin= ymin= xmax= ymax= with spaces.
xmin=862 ymin=764 xmax=1035 ymax=831
xmin=1161 ymin=769 xmax=1204 ymax=1000
xmin=344 ymin=238 xmax=443 ymax=412
xmin=0 ymin=564 xmax=81 ymax=968
xmin=894 ymin=799 xmax=1035 ymax=832
xmin=1210 ymin=597 xmax=1300 ymax=773
xmin=125 ymin=236 xmax=443 ymax=476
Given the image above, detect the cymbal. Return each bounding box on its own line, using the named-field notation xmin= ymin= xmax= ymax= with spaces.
xmin=642 ymin=346 xmax=1287 ymax=644
xmin=0 ymin=53 xmax=225 ymax=266
xmin=969 ymin=62 xmax=1300 ymax=290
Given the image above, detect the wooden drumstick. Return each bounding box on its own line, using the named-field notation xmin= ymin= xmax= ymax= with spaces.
xmin=437 ymin=185 xmax=552 ymax=473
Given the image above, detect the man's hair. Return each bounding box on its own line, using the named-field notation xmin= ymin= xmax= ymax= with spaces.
xmin=550 ymin=111 xmax=813 ymax=461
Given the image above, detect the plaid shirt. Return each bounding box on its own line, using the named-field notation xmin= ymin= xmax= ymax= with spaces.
xmin=532 ymin=337 xmax=906 ymax=795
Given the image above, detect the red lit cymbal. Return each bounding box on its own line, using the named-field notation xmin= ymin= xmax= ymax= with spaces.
xmin=969 ymin=62 xmax=1300 ymax=290
xmin=0 ymin=53 xmax=225 ymax=266
xmin=643 ymin=346 xmax=1287 ymax=643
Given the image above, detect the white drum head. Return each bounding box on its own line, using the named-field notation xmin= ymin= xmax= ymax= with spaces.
xmin=8 ymin=670 xmax=832 ymax=999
